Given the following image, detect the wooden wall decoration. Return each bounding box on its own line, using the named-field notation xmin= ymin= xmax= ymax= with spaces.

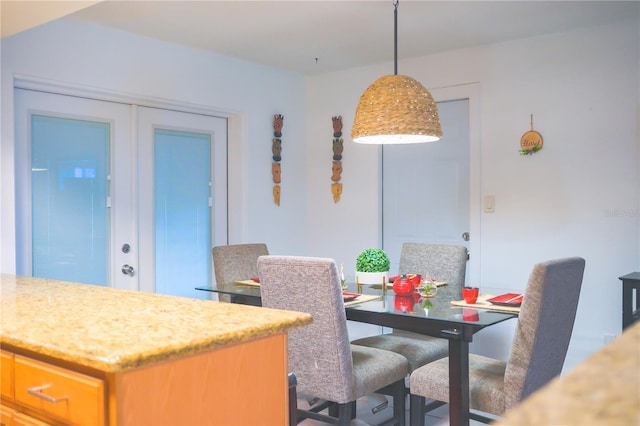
xmin=272 ymin=114 xmax=283 ymax=205
xmin=331 ymin=116 xmax=343 ymax=203
xmin=519 ymin=114 xmax=543 ymax=155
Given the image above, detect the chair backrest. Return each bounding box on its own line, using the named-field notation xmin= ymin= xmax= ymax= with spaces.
xmin=398 ymin=242 xmax=468 ymax=299
xmin=257 ymin=255 xmax=355 ymax=403
xmin=503 ymin=256 xmax=586 ymax=410
xmin=212 ymin=243 xmax=269 ymax=288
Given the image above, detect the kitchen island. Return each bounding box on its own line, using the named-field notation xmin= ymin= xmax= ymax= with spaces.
xmin=0 ymin=274 xmax=312 ymax=425
xmin=493 ymin=321 xmax=640 ymax=425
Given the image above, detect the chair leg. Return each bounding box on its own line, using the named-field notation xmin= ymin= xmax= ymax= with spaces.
xmin=335 ymin=402 xmax=353 ymax=426
xmin=328 ymin=401 xmax=355 ymax=419
xmin=410 ymin=394 xmax=426 ymax=426
xmin=298 ymin=401 xmax=342 ymax=424
xmin=469 ymin=411 xmax=497 ymax=424
xmin=329 ymin=402 xmax=338 ymax=417
xmin=424 ymin=399 xmax=446 ymax=414
xmin=288 ymin=373 xmax=298 ymax=425
xmin=391 ymin=380 xmax=406 ymax=426
xmin=377 ymin=379 xmax=406 ymax=426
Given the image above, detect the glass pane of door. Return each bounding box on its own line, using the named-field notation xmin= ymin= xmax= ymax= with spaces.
xmin=137 ymin=106 xmax=227 ymax=298
xmin=15 ymin=89 xmax=133 ymax=289
xmin=31 ymin=115 xmax=110 ymax=285
xmin=154 ymin=129 xmax=212 ymax=298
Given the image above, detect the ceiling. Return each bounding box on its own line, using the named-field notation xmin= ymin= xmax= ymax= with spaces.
xmin=0 ymin=1 xmax=100 ymax=39
xmin=3 ymin=1 xmax=638 ymax=76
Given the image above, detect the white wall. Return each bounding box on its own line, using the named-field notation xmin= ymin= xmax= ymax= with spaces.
xmin=1 ymin=18 xmax=309 ymax=270
xmin=307 ymin=19 xmax=640 ymax=369
xmin=2 ymin=15 xmax=639 ymax=370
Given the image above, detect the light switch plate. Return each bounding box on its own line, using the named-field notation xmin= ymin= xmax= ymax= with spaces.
xmin=484 ymin=195 xmax=495 ymax=213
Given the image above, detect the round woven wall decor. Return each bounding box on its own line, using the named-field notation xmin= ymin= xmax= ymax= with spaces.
xmin=520 ymin=115 xmax=543 ymax=155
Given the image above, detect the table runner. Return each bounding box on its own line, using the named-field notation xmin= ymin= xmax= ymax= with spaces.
xmin=344 ymin=294 xmax=380 ymax=307
xmin=234 ymin=280 xmax=379 ymax=306
xmin=451 ymin=294 xmax=521 ymax=313
xmin=235 ymin=279 xmax=260 ymax=287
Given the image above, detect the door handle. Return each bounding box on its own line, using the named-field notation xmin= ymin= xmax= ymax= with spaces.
xmin=462 ymin=232 xmax=470 ymax=241
xmin=122 ymin=264 xmax=135 ymax=276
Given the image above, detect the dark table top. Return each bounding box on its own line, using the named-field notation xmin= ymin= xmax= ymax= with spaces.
xmin=196 ymin=281 xmax=516 ymax=334
xmin=619 ymin=272 xmax=640 ymax=281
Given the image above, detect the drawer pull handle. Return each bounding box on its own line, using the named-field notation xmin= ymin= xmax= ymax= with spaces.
xmin=27 ymin=384 xmax=69 ymax=403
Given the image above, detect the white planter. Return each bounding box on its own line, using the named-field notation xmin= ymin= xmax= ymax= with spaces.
xmin=355 ymin=271 xmax=389 ymax=285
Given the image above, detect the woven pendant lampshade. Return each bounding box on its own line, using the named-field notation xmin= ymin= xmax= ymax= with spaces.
xmin=352 ymin=74 xmax=442 ymax=144
xmin=352 ymin=1 xmax=442 ymax=144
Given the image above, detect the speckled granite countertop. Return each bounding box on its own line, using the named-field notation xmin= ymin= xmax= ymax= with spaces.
xmin=0 ymin=274 xmax=312 ymax=373
xmin=494 ymin=321 xmax=640 ymax=425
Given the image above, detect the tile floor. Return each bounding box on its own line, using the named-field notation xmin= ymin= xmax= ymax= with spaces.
xmin=297 ymin=393 xmax=494 ymax=425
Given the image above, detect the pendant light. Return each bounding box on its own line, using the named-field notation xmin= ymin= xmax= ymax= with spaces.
xmin=352 ymin=0 xmax=442 ymax=144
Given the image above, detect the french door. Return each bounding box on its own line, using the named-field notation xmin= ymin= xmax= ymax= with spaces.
xmin=14 ymin=88 xmax=227 ymax=298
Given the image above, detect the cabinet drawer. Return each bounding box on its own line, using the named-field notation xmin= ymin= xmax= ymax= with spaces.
xmin=14 ymin=356 xmax=104 ymax=425
xmin=1 ymin=351 xmax=14 ymax=401
xmin=1 ymin=403 xmax=15 ymax=426
xmin=12 ymin=411 xmax=51 ymax=426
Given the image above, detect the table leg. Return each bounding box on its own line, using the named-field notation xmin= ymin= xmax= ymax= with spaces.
xmin=636 ymin=285 xmax=640 ymax=323
xmin=448 ymin=338 xmax=470 ymax=426
xmin=622 ymin=282 xmax=633 ymax=329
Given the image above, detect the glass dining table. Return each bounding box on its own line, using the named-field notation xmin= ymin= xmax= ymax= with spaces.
xmin=196 ymin=281 xmax=517 ymax=425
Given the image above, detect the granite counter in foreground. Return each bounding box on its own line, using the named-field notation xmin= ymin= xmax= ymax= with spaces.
xmin=494 ymin=321 xmax=640 ymax=425
xmin=0 ymin=274 xmax=312 ymax=372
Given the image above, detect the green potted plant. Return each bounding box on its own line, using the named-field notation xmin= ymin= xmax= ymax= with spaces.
xmin=356 ymin=248 xmax=391 ymax=285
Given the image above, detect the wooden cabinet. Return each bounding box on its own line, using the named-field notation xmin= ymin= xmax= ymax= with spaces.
xmin=1 ymin=351 xmax=105 ymax=425
xmin=1 ymin=333 xmax=289 ymax=425
xmin=1 ymin=403 xmax=15 ymax=426
xmin=0 ymin=406 xmax=51 ymax=426
xmin=108 ymin=333 xmax=289 ymax=425
xmin=12 ymin=411 xmax=51 ymax=426
xmin=1 ymin=351 xmax=13 ymax=401
xmin=14 ymin=355 xmax=104 ymax=425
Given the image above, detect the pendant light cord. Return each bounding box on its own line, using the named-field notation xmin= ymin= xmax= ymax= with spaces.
xmin=394 ymin=0 xmax=398 ymax=75
xmin=352 ymin=0 xmax=442 ymax=145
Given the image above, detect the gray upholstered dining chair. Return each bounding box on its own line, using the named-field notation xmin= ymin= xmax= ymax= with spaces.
xmin=351 ymin=243 xmax=468 ymax=372
xmin=212 ymin=243 xmax=268 ymax=302
xmin=257 ymin=255 xmax=409 ymax=426
xmin=409 ymin=256 xmax=586 ymax=425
